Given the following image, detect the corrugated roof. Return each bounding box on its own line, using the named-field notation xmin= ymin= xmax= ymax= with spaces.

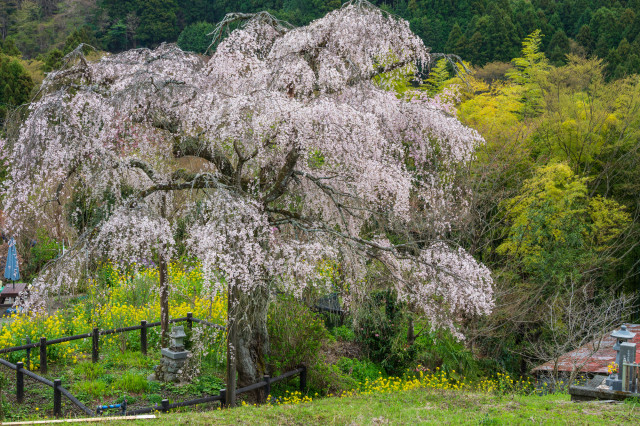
xmin=531 ymin=324 xmax=640 ymax=374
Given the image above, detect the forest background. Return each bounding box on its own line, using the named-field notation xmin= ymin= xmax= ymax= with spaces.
xmin=1 ymin=0 xmax=640 ymax=378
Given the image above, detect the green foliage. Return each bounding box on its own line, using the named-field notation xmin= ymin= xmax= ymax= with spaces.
xmin=72 ymin=379 xmax=109 ymax=400
xmin=41 ymin=48 xmax=62 ymax=72
xmin=267 ymin=295 xmax=330 ymax=375
xmin=177 ymin=22 xmax=215 ymax=54
xmin=330 ymin=325 xmax=355 ymax=342
xmin=63 ymin=27 xmax=97 ymax=55
xmin=411 ymin=329 xmax=485 ymax=381
xmin=498 ymin=163 xmax=629 ymax=283
xmin=73 ymin=362 xmax=105 ymax=381
xmin=506 ymin=30 xmax=549 ymax=118
xmin=26 ymin=228 xmax=62 ymax=279
xmin=135 ymin=0 xmax=179 ymax=47
xmin=0 ymin=53 xmax=33 ymax=124
xmin=0 ymin=39 xmax=21 ymax=57
xmin=353 ymin=290 xmax=412 ymax=375
xmin=425 ymin=58 xmax=450 ymax=95
xmin=105 ymin=20 xmax=128 ymax=52
xmin=335 ymin=357 xmax=380 ymax=385
xmin=113 ymin=371 xmax=149 ymax=393
xmin=306 ymin=355 xmax=358 ymax=395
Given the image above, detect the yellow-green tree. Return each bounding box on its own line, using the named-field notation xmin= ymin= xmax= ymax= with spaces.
xmin=506 ymin=30 xmax=549 ymax=119
xmin=497 ymin=163 xmax=629 ymax=284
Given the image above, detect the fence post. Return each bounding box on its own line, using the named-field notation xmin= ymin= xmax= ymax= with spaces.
xmin=92 ymin=328 xmax=99 ymax=363
xmin=299 ymin=365 xmax=307 ymax=394
xmin=161 ymin=399 xmax=169 ymax=413
xmin=39 ymin=337 xmax=47 ymax=374
xmin=140 ymin=320 xmax=147 ymax=356
xmin=187 ymin=312 xmax=193 ymax=330
xmin=53 ymin=379 xmax=62 ymax=417
xmin=16 ymin=361 xmax=24 ymax=403
xmin=220 ymin=389 xmax=227 ymax=408
xmin=263 ymin=375 xmax=271 ymax=402
xmin=25 ymin=337 xmax=31 ymax=370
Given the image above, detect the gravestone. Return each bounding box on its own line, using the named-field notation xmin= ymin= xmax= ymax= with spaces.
xmin=606 ymin=325 xmax=636 ymax=391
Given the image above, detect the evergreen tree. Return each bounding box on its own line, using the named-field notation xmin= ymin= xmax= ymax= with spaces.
xmin=507 ymin=30 xmax=550 ymax=118
xmin=547 ymin=29 xmax=570 ymax=65
xmin=0 ymin=53 xmax=34 ymax=124
xmin=106 ymin=21 xmax=128 ymax=52
xmin=177 ymin=21 xmax=215 ymax=54
xmin=42 ymin=48 xmax=63 ymax=72
xmin=445 ymin=23 xmax=468 ymax=57
xmin=576 ymin=24 xmax=594 ymax=54
xmin=0 ymin=38 xmax=21 ymax=57
xmin=135 ymin=0 xmax=179 ymax=47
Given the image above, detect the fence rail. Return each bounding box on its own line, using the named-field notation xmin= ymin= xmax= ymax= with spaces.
xmin=0 ymin=313 xmax=225 ymax=373
xmin=127 ymin=366 xmax=307 ymax=415
xmin=0 ymin=315 xmax=206 ymax=355
xmin=0 ymin=358 xmax=94 ymax=417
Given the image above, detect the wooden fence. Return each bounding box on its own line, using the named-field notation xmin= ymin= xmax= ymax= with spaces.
xmin=0 ymin=357 xmax=95 ymax=416
xmin=0 ymin=314 xmax=306 ymax=417
xmin=0 ymin=355 xmax=306 ymax=418
xmin=0 ymin=313 xmax=266 ymax=417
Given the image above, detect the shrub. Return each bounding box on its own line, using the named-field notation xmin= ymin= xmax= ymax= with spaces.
xmin=26 ymin=228 xmax=62 ymax=279
xmin=146 ymin=393 xmax=163 ymax=404
xmin=335 ymin=357 xmax=381 ymax=385
xmin=267 ymin=295 xmax=330 ymax=375
xmin=353 ymin=290 xmax=411 ymax=375
xmin=307 ymin=356 xmax=357 ymax=395
xmin=331 ymin=325 xmax=355 ymax=342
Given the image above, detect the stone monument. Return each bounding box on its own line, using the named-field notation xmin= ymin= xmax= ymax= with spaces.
xmin=149 ymin=325 xmax=190 ymax=383
xmin=605 ymin=324 xmax=636 ymax=391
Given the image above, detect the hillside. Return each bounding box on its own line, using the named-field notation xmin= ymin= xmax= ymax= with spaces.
xmin=1 ymin=0 xmax=639 ymax=77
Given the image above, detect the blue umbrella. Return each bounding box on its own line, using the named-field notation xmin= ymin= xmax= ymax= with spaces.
xmin=4 ymin=237 xmax=20 ymax=285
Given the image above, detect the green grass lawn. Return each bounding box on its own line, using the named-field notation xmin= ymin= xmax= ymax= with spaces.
xmin=109 ymin=388 xmax=640 ymax=425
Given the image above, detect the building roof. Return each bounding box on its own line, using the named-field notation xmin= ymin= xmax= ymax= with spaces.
xmin=531 ymin=324 xmax=640 ymax=375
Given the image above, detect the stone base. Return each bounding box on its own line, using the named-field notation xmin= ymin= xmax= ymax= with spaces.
xmin=153 ymin=349 xmax=190 ymax=383
xmin=569 ymin=384 xmax=640 ymax=402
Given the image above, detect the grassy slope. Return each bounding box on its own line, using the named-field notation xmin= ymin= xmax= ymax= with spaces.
xmin=112 ymin=389 xmax=640 ymax=425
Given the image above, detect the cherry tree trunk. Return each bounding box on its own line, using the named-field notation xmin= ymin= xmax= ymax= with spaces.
xmin=159 ymin=193 xmax=170 ymax=348
xmin=232 ymin=284 xmax=270 ymax=402
xmin=159 ymin=257 xmax=169 ymax=348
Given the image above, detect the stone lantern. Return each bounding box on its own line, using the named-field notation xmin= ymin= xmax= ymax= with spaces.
xmin=606 ymin=324 xmax=636 ymax=391
xmin=150 ymin=325 xmax=191 ymax=383
xmin=611 ymin=325 xmax=635 ymax=367
xmin=169 ymin=326 xmax=187 ymax=351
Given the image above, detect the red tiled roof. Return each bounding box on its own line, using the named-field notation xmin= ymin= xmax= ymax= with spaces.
xmin=531 ymin=324 xmax=640 ymax=374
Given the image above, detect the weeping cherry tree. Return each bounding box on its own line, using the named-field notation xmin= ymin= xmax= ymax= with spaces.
xmin=2 ymin=1 xmax=493 ymax=401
